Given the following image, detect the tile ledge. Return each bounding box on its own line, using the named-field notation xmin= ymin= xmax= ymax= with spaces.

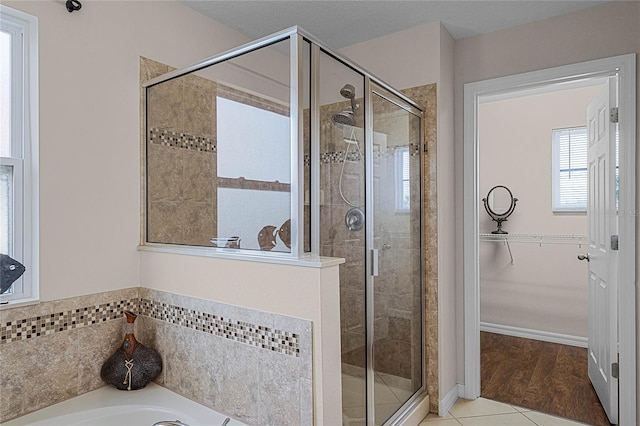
xmin=0 ymin=297 xmax=40 ymax=310
xmin=138 ymin=244 xmax=345 ymax=268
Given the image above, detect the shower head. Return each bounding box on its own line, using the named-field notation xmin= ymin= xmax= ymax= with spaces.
xmin=335 ymin=83 xmax=360 ymax=120
xmin=339 ymin=83 xmax=359 ymax=113
xmin=340 ymin=84 xmax=356 ymax=99
xmin=332 ymin=111 xmax=356 ymax=127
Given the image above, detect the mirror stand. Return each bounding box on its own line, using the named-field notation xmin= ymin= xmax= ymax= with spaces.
xmin=482 ymin=185 xmax=518 ymax=234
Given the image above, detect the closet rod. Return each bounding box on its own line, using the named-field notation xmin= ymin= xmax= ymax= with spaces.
xmin=479 ymin=233 xmax=587 ymax=246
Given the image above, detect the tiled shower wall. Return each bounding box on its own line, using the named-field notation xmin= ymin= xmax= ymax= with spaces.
xmin=0 ymin=288 xmax=313 ymax=425
xmin=402 ymin=84 xmax=439 ymax=413
xmin=145 ymin=58 xmax=218 ymax=246
xmin=320 ymin=84 xmax=439 ymax=411
xmin=369 ymin=93 xmax=422 ymax=388
xmin=143 ymin=57 xmax=293 ymax=249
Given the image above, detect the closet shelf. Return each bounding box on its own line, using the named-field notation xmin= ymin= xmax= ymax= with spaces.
xmin=479 ymin=233 xmax=587 ymax=245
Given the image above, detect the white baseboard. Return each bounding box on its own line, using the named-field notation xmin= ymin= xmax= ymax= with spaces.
xmin=438 ymin=384 xmax=459 ymax=417
xmin=480 ymin=322 xmax=587 ymax=348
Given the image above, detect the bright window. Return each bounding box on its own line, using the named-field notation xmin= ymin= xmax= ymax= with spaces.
xmin=0 ymin=5 xmax=38 ymax=304
xmin=395 ymin=147 xmax=410 ymax=211
xmin=552 ymin=126 xmax=587 ymax=212
xmin=216 ymin=96 xmax=291 ymax=251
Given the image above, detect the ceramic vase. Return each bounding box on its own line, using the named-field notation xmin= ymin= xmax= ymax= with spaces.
xmin=100 ymin=311 xmax=162 ymax=390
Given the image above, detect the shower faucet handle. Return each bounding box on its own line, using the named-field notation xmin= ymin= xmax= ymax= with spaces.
xmin=577 ymin=253 xmax=590 ymax=262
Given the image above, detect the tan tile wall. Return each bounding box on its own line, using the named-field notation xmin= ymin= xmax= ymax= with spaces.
xmin=142 ymin=57 xmax=295 ymax=250
xmin=318 ymin=118 xmax=367 ymax=373
xmin=144 ymin=57 xmax=218 ymax=246
xmin=402 ymin=84 xmax=439 ymax=413
xmin=0 ymin=288 xmax=138 ymax=422
xmin=0 ymin=288 xmax=313 ymax=425
xmin=320 ymin=84 xmax=439 ymax=412
xmin=136 ymin=288 xmax=313 ymax=425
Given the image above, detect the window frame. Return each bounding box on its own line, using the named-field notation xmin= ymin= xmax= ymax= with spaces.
xmin=0 ymin=5 xmax=39 ymax=305
xmin=551 ymin=126 xmax=588 ymax=213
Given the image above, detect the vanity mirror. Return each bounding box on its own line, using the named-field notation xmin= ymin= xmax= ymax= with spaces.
xmin=482 ymin=185 xmax=518 ymax=234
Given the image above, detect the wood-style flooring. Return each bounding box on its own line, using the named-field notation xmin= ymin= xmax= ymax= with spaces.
xmin=481 ymin=331 xmax=611 ymax=426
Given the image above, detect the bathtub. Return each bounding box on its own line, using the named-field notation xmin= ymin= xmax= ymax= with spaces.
xmin=3 ymin=382 xmax=246 ymax=426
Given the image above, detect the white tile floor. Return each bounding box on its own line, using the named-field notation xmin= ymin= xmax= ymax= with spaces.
xmin=419 ymin=397 xmax=590 ymax=426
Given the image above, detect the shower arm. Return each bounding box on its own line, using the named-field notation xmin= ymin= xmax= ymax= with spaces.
xmin=350 ymin=98 xmax=360 ymax=113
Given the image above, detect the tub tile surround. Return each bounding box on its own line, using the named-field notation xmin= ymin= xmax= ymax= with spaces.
xmin=136 ymin=288 xmax=312 ymax=425
xmin=0 ymin=288 xmax=313 ymax=425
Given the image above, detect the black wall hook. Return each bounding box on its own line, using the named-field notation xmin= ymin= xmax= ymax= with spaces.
xmin=66 ymin=0 xmax=82 ymax=13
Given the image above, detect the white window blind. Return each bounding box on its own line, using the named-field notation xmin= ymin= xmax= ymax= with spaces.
xmin=552 ymin=127 xmax=587 ymax=212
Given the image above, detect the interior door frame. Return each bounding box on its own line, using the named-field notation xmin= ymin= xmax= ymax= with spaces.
xmin=462 ymin=54 xmax=636 ymax=424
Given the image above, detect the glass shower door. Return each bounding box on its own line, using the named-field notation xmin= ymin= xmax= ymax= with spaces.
xmin=369 ymin=86 xmax=423 ymax=425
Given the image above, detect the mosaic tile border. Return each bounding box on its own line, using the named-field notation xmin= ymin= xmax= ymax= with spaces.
xmin=139 ymin=298 xmax=300 ymax=357
xmin=1 ymin=296 xmax=300 ymax=358
xmin=149 ymin=127 xmax=216 ymax=152
xmin=314 ymin=143 xmax=420 ymax=165
xmin=320 ymin=150 xmax=363 ymax=164
xmin=0 ymin=298 xmax=137 ymax=344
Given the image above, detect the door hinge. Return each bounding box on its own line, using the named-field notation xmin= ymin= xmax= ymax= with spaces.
xmin=612 ymin=362 xmax=619 ymax=379
xmin=611 ymin=235 xmax=619 ymax=251
xmin=610 ymin=107 xmax=619 ymax=123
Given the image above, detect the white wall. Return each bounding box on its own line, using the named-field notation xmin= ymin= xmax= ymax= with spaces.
xmin=339 ymin=22 xmax=441 ymax=91
xmin=3 ymin=0 xmax=251 ymax=301
xmin=479 ymin=85 xmax=601 ymax=339
xmin=453 ymin=0 xmax=640 ymax=398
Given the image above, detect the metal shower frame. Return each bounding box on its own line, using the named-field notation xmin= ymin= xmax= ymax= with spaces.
xmin=143 ymin=26 xmax=421 ymax=257
xmin=142 ymin=26 xmax=426 ymax=425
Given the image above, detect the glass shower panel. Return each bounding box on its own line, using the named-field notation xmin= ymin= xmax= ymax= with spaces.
xmin=372 ymin=91 xmax=422 ymax=425
xmin=317 ymin=51 xmax=367 ymax=425
xmin=144 ymin=29 xmax=426 ymax=424
xmin=146 ymin=39 xmax=294 ymax=251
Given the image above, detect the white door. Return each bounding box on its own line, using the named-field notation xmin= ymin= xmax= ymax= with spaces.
xmin=585 ymin=77 xmax=618 ymax=424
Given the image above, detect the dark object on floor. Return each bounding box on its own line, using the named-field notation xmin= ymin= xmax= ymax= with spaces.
xmin=0 ymin=254 xmax=26 ymax=294
xmin=101 ymin=311 xmax=162 ymax=390
xmin=481 ymin=331 xmax=612 ymax=426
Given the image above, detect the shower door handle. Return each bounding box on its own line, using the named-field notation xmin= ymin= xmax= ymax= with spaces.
xmin=371 ymin=249 xmax=379 ymax=277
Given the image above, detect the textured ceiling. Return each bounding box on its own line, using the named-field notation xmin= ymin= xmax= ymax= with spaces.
xmin=181 ymin=0 xmax=610 ymax=49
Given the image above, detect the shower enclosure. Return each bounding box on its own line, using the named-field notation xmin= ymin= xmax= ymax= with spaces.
xmin=143 ymin=27 xmax=425 ymax=425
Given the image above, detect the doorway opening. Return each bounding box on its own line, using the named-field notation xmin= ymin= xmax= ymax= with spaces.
xmin=463 ymin=54 xmax=636 ymax=425
xmin=477 ymin=78 xmax=609 ymax=425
